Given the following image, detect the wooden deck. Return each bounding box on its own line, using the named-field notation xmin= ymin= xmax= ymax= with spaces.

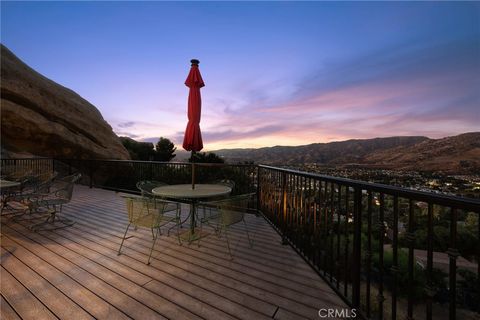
xmin=1 ymin=185 xmax=347 ymax=320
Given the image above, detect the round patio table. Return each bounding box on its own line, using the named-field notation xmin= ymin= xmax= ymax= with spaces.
xmin=0 ymin=180 xmax=22 ymax=212
xmin=152 ymin=184 xmax=232 ymax=243
xmin=0 ymin=180 xmax=21 ymax=189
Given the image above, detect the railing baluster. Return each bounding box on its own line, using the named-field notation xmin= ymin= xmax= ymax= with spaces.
xmin=288 ymin=174 xmax=293 ymax=243
xmin=256 ymin=166 xmax=261 ymax=213
xmin=277 ymin=171 xmax=281 ymax=227
xmin=295 ymin=174 xmax=298 ymax=240
xmin=292 ymin=174 xmax=297 ymax=243
xmin=344 ymin=186 xmax=350 ymax=298
xmin=314 ymin=179 xmax=321 ymax=267
xmin=407 ymin=199 xmax=415 ymax=320
xmin=337 ymin=184 xmax=342 ymax=289
xmin=281 ymin=171 xmax=288 ymax=245
xmin=392 ymin=196 xmax=399 ymax=320
xmin=89 ymin=160 xmax=93 ymax=188
xmin=426 ymin=203 xmax=434 ymax=320
xmin=378 ymin=193 xmax=385 ymax=320
xmin=304 ymin=176 xmax=308 ymax=254
xmin=352 ymin=187 xmax=362 ymax=308
xmin=323 ymin=181 xmax=329 ymax=276
xmin=447 ymin=207 xmax=458 ymax=320
xmin=366 ymin=191 xmax=373 ymax=318
xmin=308 ymin=177 xmax=313 ymax=259
xmin=330 ymin=182 xmax=335 ymax=283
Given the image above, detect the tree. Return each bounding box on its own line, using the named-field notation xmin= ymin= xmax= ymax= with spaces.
xmin=188 ymin=152 xmax=224 ymax=163
xmin=120 ymin=137 xmax=156 ymax=160
xmin=155 ymin=137 xmax=176 ymax=162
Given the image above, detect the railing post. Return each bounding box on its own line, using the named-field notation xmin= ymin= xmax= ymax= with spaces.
xmin=352 ymin=187 xmax=362 ymax=307
xmin=256 ymin=166 xmax=261 ymax=213
xmin=447 ymin=207 xmax=459 ymax=320
xmin=89 ymin=160 xmax=93 ymax=188
xmin=281 ymin=171 xmax=288 ymax=245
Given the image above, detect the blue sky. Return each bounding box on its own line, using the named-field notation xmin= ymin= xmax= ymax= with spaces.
xmin=2 ymin=2 xmax=479 ymax=150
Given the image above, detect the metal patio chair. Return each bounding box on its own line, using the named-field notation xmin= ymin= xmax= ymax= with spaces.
xmin=199 ymin=193 xmax=255 ymax=259
xmin=118 ymin=196 xmax=181 ymax=264
xmin=136 ymin=180 xmax=182 ymax=213
xmin=136 ymin=180 xmax=182 ymax=230
xmin=1 ymin=171 xmax=58 ymax=218
xmin=28 ymin=173 xmax=81 ymax=231
xmin=199 ymin=179 xmax=236 ymax=218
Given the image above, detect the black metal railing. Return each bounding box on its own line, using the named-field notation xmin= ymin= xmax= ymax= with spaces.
xmin=52 ymin=158 xmax=257 ymax=195
xmin=1 ymin=158 xmax=54 ymax=177
xmin=1 ymin=158 xmax=478 ymax=319
xmin=257 ymin=165 xmax=479 ymax=320
xmin=1 ymin=158 xmax=257 ymax=194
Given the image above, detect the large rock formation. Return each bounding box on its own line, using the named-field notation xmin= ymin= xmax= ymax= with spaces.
xmin=1 ymin=44 xmax=130 ymax=160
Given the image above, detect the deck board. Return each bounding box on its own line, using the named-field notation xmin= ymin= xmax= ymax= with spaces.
xmin=1 ymin=185 xmax=347 ymax=319
xmin=0 ymin=294 xmax=22 ymax=320
xmin=0 ymin=235 xmax=129 ymax=320
xmin=0 ymin=265 xmax=57 ymax=320
xmin=0 ymin=246 xmax=93 ymax=320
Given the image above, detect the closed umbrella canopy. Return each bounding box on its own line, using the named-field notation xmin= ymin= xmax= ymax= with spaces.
xmin=182 ymin=59 xmax=204 ymax=152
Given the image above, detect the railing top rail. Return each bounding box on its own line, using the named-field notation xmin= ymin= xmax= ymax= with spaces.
xmin=2 ymin=158 xmax=478 ymax=211
xmin=1 ymin=157 xmax=52 ymax=160
xmin=51 ymin=159 xmax=254 ymax=167
xmin=259 ymin=165 xmax=480 ymax=211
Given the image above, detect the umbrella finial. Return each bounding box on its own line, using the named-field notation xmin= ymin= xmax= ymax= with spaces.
xmin=190 ymin=59 xmax=200 ymax=66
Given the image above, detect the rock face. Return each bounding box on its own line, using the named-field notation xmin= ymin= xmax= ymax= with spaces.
xmin=1 ymin=44 xmax=130 ymax=160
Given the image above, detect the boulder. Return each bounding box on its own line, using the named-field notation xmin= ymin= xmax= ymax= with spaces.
xmin=1 ymin=44 xmax=130 ymax=160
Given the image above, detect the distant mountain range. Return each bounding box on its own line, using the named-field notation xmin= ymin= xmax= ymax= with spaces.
xmin=212 ymin=132 xmax=480 ymax=174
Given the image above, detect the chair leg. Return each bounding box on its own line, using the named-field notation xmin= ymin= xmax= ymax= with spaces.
xmin=169 ymin=213 xmax=182 ymax=245
xmin=118 ymin=223 xmax=131 ymax=255
xmin=176 ymin=217 xmax=181 ymax=245
xmin=29 ymin=205 xmax=75 ymax=231
xmin=243 ymin=218 xmax=253 ymax=247
xmin=178 ymin=204 xmax=184 ymax=228
xmin=147 ymin=228 xmax=159 ymax=265
xmin=224 ymin=228 xmax=233 ymax=259
xmin=197 ymin=216 xmax=203 ymax=248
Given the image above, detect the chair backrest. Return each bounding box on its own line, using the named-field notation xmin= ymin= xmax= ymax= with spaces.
xmin=136 ymin=180 xmax=167 ymax=197
xmin=124 ymin=196 xmax=167 ymax=227
xmin=55 ymin=173 xmax=81 ymax=201
xmin=1 ymin=166 xmax=33 ymax=181
xmin=19 ymin=171 xmax=57 ymax=193
xmin=34 ymin=171 xmax=58 ymax=191
xmin=217 ymin=193 xmax=253 ymax=226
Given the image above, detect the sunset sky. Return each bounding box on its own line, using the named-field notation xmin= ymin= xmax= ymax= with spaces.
xmin=2 ymin=2 xmax=479 ymax=151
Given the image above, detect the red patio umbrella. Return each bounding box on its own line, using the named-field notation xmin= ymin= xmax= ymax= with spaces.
xmin=182 ymin=59 xmax=204 ymax=189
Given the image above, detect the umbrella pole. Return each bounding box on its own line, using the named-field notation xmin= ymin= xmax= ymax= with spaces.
xmin=191 ymin=151 xmax=195 ymax=189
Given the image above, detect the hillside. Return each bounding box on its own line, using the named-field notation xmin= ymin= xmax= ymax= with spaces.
xmin=213 ymin=133 xmax=480 ymax=174
xmin=362 ymin=132 xmax=480 ymax=173
xmin=214 ymin=136 xmax=428 ymax=164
